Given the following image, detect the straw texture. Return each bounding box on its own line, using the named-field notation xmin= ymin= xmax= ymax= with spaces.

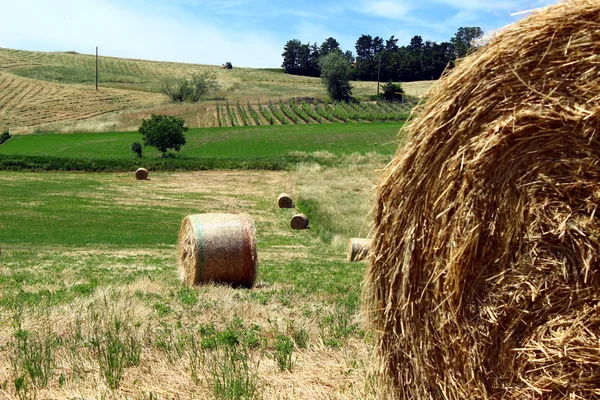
xmin=178 ymin=213 xmax=257 ymax=288
xmin=365 ymin=1 xmax=600 ymax=399
xmin=348 ymin=238 xmax=371 ymax=262
xmin=290 ymin=214 xmax=309 ymax=230
xmin=277 ymin=193 xmax=294 ymax=208
xmin=135 ymin=168 xmax=148 ymax=180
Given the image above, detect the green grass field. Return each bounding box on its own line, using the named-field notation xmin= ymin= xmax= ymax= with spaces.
xmin=0 ymin=116 xmax=399 ymax=398
xmin=0 ymin=46 xmax=410 ymax=399
xmin=0 ymin=122 xmax=404 ymax=170
xmin=0 ymin=167 xmax=381 ymax=399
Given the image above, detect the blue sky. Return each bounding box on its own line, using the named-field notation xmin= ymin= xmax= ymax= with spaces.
xmin=2 ymin=0 xmax=560 ymax=68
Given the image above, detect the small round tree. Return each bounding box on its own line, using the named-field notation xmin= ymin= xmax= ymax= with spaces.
xmin=138 ymin=114 xmax=187 ymax=157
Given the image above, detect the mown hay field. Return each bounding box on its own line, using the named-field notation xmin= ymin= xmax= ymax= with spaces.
xmin=0 ymin=47 xmax=433 ymax=133
xmin=0 ymin=152 xmax=386 ymax=399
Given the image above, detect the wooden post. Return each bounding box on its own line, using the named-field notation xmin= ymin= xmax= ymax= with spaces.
xmin=377 ymin=55 xmax=381 ymax=95
xmin=96 ymin=46 xmax=98 ymax=90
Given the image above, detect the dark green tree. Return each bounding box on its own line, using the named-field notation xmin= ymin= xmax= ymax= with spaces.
xmin=451 ymin=27 xmax=484 ymax=58
xmin=138 ymin=114 xmax=187 ymax=157
xmin=319 ymin=52 xmax=352 ymax=102
xmin=385 ymin=35 xmax=399 ymax=51
xmin=281 ymin=39 xmax=302 ymax=72
xmin=320 ymin=37 xmax=341 ymax=57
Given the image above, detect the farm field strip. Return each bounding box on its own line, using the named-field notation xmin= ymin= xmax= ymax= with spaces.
xmin=0 ymin=168 xmax=380 ymax=399
xmin=0 ymin=71 xmax=165 ymax=129
xmin=0 ymin=122 xmax=405 ymax=163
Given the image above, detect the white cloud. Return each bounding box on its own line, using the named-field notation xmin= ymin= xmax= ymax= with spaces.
xmin=0 ymin=0 xmax=282 ymax=67
xmin=355 ymin=0 xmax=413 ymax=20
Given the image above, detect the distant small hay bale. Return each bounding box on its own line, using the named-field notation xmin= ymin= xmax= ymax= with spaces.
xmin=277 ymin=193 xmax=293 ymax=208
xmin=290 ymin=214 xmax=309 ymax=230
xmin=177 ymin=213 xmax=257 ymax=288
xmin=347 ymin=238 xmax=371 ymax=261
xmin=365 ymin=1 xmax=600 ymax=399
xmin=135 ymin=168 xmax=148 ymax=180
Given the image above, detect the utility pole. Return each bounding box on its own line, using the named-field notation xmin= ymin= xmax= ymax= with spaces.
xmin=95 ymin=46 xmax=99 ymax=91
xmin=376 ymin=55 xmax=381 ymax=95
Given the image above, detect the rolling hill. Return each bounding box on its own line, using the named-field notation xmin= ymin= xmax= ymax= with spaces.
xmin=0 ymin=47 xmax=434 ymax=133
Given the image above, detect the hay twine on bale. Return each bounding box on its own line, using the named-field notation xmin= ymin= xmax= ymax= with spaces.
xmin=277 ymin=193 xmax=294 ymax=208
xmin=177 ymin=213 xmax=257 ymax=288
xmin=364 ymin=1 xmax=600 ymax=399
xmin=348 ymin=238 xmax=371 ymax=262
xmin=135 ymin=168 xmax=148 ymax=180
xmin=290 ymin=214 xmax=309 ymax=230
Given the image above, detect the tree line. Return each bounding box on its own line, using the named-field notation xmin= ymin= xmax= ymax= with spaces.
xmin=281 ymin=27 xmax=483 ymax=82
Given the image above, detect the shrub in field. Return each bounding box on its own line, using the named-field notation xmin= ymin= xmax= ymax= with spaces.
xmin=130 ymin=141 xmax=142 ymax=157
xmin=138 ymin=114 xmax=187 ymax=157
xmin=162 ymin=72 xmax=219 ymax=103
xmin=0 ymin=128 xmax=10 ymax=145
xmin=382 ymin=81 xmax=404 ymax=102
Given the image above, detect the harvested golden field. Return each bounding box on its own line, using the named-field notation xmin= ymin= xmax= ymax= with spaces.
xmin=0 ymin=71 xmax=165 ymax=130
xmin=0 ymin=160 xmax=386 ymax=399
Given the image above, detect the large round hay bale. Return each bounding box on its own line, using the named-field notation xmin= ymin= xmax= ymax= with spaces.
xmin=290 ymin=214 xmax=309 ymax=230
xmin=277 ymin=193 xmax=293 ymax=208
xmin=135 ymin=168 xmax=148 ymax=180
xmin=365 ymin=1 xmax=600 ymax=399
xmin=347 ymin=238 xmax=371 ymax=261
xmin=178 ymin=213 xmax=257 ymax=288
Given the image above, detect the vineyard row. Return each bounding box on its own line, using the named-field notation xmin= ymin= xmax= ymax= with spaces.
xmin=213 ymin=99 xmax=410 ymax=127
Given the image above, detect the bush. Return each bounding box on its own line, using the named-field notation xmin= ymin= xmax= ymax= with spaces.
xmin=130 ymin=142 xmax=142 ymax=157
xmin=382 ymin=81 xmax=404 ymax=102
xmin=162 ymin=72 xmax=219 ymax=103
xmin=138 ymin=115 xmax=187 ymax=157
xmin=0 ymin=129 xmax=10 ymax=145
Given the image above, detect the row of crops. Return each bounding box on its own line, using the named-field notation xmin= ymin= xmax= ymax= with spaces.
xmin=214 ymin=99 xmax=411 ymax=127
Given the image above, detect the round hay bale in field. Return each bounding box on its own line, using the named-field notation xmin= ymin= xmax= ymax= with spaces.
xmin=347 ymin=238 xmax=371 ymax=261
xmin=135 ymin=168 xmax=148 ymax=180
xmin=290 ymin=214 xmax=309 ymax=230
xmin=365 ymin=1 xmax=600 ymax=399
xmin=277 ymin=193 xmax=294 ymax=208
xmin=178 ymin=213 xmax=257 ymax=288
